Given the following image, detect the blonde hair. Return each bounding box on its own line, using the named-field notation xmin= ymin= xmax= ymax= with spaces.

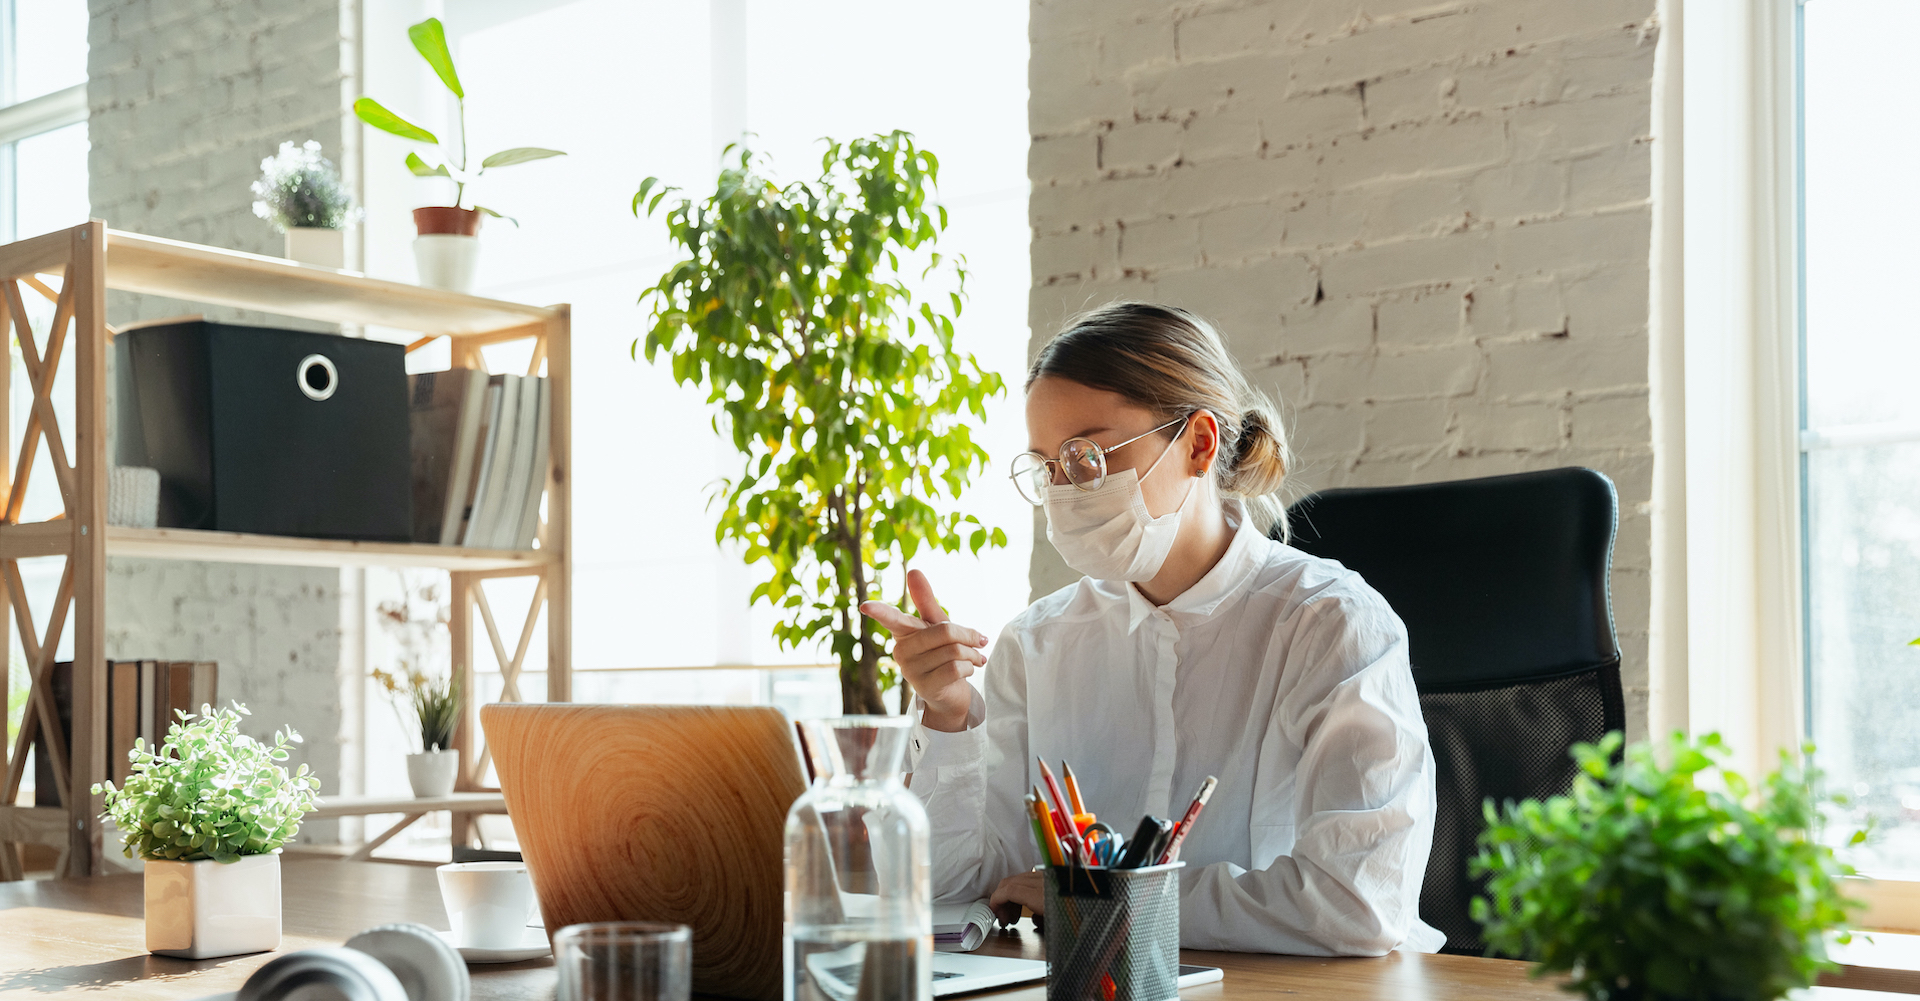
xmin=1027 ymin=302 xmax=1293 ymax=537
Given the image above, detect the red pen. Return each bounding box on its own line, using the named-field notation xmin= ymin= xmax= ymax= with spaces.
xmin=1157 ymin=775 xmax=1218 ymax=865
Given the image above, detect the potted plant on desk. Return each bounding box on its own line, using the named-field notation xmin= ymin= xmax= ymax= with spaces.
xmin=1472 ymin=732 xmax=1862 ymax=1001
xmin=93 ymin=703 xmax=321 ymax=960
xmin=352 ymin=17 xmax=565 ymax=292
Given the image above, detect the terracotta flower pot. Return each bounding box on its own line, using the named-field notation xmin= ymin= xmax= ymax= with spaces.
xmin=412 ymin=206 xmax=482 ymax=237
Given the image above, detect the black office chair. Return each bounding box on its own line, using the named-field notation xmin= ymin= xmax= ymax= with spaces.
xmin=1281 ymin=467 xmax=1625 ymax=955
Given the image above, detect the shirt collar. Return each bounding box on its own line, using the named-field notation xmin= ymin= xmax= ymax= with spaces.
xmin=1124 ymin=500 xmax=1267 ymax=633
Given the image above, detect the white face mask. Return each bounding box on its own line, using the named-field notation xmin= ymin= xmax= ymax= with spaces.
xmin=1043 ymin=432 xmax=1198 ymax=582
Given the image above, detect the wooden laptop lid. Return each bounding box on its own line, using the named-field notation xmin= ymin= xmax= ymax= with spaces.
xmin=482 ymin=703 xmax=807 ymax=1001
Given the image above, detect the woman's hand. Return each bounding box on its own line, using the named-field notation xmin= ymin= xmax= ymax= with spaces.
xmin=990 ymin=871 xmax=1046 ymax=925
xmin=858 ymin=570 xmax=987 ymax=732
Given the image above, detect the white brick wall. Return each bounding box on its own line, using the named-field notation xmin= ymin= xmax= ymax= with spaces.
xmin=1028 ymin=0 xmax=1658 ymax=739
xmin=88 ymin=0 xmax=349 ymax=832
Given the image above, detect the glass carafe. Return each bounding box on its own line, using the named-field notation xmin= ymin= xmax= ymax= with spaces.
xmin=785 ymin=716 xmax=931 ymax=1001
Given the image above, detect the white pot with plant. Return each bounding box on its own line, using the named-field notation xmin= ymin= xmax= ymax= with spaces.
xmin=93 ymin=703 xmax=320 ymax=960
xmin=373 ymin=575 xmax=462 ymax=798
xmin=352 ymin=17 xmax=565 ymax=293
xmin=251 ymin=140 xmax=357 ymax=269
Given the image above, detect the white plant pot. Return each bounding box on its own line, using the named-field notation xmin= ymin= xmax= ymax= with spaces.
xmin=144 ymin=852 xmax=282 ymax=959
xmin=408 ymin=749 xmax=460 ymax=798
xmin=284 ymin=226 xmax=345 ymax=269
xmin=413 ymin=234 xmax=479 ymax=293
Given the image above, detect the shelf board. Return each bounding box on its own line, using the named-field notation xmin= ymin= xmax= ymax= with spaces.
xmin=100 ymin=229 xmax=557 ymax=336
xmin=104 ymin=526 xmax=552 ymax=572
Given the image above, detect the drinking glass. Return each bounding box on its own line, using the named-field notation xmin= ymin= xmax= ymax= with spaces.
xmin=554 ymin=922 xmax=692 ymax=1001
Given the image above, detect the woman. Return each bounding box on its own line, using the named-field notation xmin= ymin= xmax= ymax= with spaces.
xmin=860 ymin=302 xmax=1442 ymax=956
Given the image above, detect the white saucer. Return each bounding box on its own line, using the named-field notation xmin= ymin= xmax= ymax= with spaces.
xmin=434 ymin=927 xmax=552 ymax=964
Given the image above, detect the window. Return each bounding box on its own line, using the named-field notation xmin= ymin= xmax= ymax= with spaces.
xmin=1801 ymin=0 xmax=1920 ymax=877
xmin=353 ymin=1 xmax=1030 ymax=806
xmin=0 ymin=0 xmax=87 ymax=786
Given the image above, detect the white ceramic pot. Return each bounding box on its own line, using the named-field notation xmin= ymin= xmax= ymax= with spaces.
xmin=144 ymin=852 xmax=282 ymax=959
xmin=413 ymin=234 xmax=479 ymax=293
xmin=284 ymin=226 xmax=345 ymax=269
xmin=408 ymin=749 xmax=460 ymax=798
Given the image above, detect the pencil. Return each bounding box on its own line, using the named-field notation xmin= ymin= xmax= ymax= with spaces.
xmin=1026 ymin=794 xmax=1062 ymax=866
xmin=1062 ymin=760 xmax=1087 ymax=815
xmin=1032 ymin=785 xmax=1066 ymax=866
xmin=1036 ymin=758 xmax=1085 ymax=854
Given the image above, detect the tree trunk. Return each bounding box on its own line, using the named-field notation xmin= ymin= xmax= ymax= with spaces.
xmin=839 ymin=624 xmax=888 ymax=715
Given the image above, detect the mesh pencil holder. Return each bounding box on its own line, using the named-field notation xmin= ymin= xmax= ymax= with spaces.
xmin=1042 ymin=862 xmax=1183 ymax=1001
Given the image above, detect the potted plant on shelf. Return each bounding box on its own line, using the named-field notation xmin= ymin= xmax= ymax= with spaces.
xmin=251 ymin=140 xmax=356 ymax=268
xmin=372 ymin=575 xmax=462 ymax=797
xmin=352 ymin=17 xmax=565 ymax=293
xmin=1473 ymin=732 xmax=1862 ymax=1001
xmin=633 ymin=132 xmax=1005 ymax=714
xmin=93 ymin=703 xmax=320 ymax=960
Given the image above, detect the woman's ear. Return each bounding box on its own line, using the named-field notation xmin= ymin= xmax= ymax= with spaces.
xmin=1187 ymin=410 xmax=1221 ymax=476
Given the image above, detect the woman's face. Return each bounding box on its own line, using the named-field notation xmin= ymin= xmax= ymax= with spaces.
xmin=1024 ymin=375 xmax=1217 ymax=518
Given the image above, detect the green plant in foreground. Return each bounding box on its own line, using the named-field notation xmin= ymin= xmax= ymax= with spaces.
xmin=634 ymin=132 xmax=1006 ymax=714
xmin=1473 ymin=731 xmax=1861 ymax=1001
xmin=352 ymin=17 xmax=564 ymax=220
xmin=92 ymin=703 xmax=321 ymax=863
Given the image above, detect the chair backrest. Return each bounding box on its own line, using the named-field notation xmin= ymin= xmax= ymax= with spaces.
xmin=482 ymin=703 xmax=808 ymax=1000
xmin=1282 ymin=467 xmax=1624 ymax=954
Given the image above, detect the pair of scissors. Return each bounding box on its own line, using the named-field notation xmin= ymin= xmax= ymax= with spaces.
xmin=1082 ymin=823 xmax=1123 ymax=866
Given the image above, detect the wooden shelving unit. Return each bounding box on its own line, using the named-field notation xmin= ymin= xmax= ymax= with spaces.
xmin=0 ymin=221 xmax=572 ymax=878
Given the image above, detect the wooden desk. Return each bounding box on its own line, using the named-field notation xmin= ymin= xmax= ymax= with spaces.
xmin=0 ymin=858 xmax=1893 ymax=1000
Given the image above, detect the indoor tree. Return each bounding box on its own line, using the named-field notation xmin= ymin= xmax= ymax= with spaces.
xmin=634 ymin=132 xmax=1005 ymax=714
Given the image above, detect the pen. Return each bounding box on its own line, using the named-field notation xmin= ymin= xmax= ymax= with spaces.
xmin=1157 ymin=775 xmax=1218 ymax=865
xmin=1062 ymin=760 xmax=1087 ymax=815
xmin=1116 ymin=815 xmax=1169 ymax=869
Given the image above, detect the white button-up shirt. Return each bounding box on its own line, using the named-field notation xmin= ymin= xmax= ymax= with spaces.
xmin=909 ymin=502 xmax=1445 ymax=956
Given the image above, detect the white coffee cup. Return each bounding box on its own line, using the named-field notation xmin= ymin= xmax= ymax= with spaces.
xmin=436 ymin=861 xmax=536 ymax=950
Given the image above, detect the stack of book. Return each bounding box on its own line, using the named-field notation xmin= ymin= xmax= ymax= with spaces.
xmin=33 ymin=660 xmax=218 ymax=804
xmin=407 ymin=368 xmax=553 ymax=549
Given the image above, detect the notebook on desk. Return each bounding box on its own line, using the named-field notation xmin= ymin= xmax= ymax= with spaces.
xmin=482 ymin=704 xmax=1061 ymax=1000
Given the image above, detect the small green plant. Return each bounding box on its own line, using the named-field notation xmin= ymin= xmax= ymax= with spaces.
xmin=373 ymin=666 xmax=460 ymax=753
xmin=92 ymin=703 xmax=320 ymax=863
xmin=352 ymin=17 xmax=564 ymax=221
xmin=633 ymin=133 xmax=1005 ymax=714
xmin=370 ymin=574 xmax=459 ymax=752
xmin=251 ymin=140 xmax=355 ymax=231
xmin=1472 ymin=731 xmax=1862 ymax=1001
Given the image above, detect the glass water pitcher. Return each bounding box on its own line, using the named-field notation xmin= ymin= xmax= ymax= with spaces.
xmin=785 ymin=716 xmax=931 ymax=1001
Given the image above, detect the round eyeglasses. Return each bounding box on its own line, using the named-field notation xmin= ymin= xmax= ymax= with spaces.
xmin=1008 ymin=416 xmax=1188 ymax=506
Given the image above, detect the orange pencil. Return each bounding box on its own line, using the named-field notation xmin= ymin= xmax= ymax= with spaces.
xmin=1062 ymin=760 xmax=1088 ymax=815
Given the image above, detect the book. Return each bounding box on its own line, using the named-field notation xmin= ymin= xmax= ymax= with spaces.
xmin=513 ymin=377 xmax=553 ymax=549
xmin=30 ymin=662 xmax=71 ymax=808
xmin=189 ymin=660 xmax=217 ymax=717
xmin=933 ymin=899 xmax=998 ymax=952
xmin=468 ymin=374 xmax=523 ymax=548
xmin=406 ymin=368 xmax=489 ymax=544
xmin=138 ymin=660 xmax=158 ymax=751
xmin=457 ymin=378 xmax=506 ymax=547
xmin=142 ymin=659 xmax=165 ymax=751
xmin=167 ymin=661 xmax=193 ymax=732
xmin=495 ymin=375 xmax=541 ymax=549
xmin=109 ymin=660 xmax=139 ymax=784
xmin=439 ymin=370 xmax=490 ymax=545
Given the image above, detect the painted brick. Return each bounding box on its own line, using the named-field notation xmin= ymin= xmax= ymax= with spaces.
xmin=91 ymin=0 xmax=350 ymax=843
xmin=1030 ymin=0 xmax=1661 ymax=731
xmin=1375 ymin=287 xmax=1466 ymax=346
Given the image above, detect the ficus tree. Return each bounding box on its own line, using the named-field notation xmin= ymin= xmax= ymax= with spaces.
xmin=634 ymin=132 xmax=1006 ymax=714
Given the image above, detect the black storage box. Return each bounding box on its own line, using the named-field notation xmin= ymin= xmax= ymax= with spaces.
xmin=115 ymin=320 xmax=412 ymax=541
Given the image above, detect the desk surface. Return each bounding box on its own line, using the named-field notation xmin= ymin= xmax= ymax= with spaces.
xmin=0 ymin=859 xmax=1888 ymax=1000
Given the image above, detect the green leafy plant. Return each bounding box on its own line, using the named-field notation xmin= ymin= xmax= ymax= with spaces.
xmin=1472 ymin=731 xmax=1862 ymax=1001
xmin=352 ymin=17 xmax=564 ymax=221
xmin=634 ymin=133 xmax=1006 ymax=714
xmin=92 ymin=703 xmax=321 ymax=863
xmin=251 ymin=140 xmax=355 ymax=231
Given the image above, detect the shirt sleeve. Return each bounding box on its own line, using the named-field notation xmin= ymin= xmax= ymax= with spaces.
xmin=908 ymin=622 xmax=1042 ymax=904
xmin=1176 ymin=592 xmax=1441 ymax=956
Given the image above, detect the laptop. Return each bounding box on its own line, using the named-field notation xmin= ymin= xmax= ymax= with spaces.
xmin=483 ymin=704 xmax=1079 ymax=1000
